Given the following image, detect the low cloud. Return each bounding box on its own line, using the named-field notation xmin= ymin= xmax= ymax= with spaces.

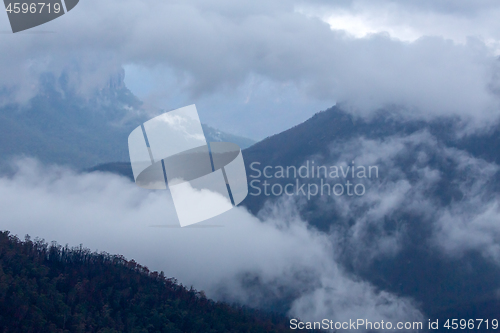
xmin=0 ymin=158 xmax=423 ymax=330
xmin=302 ymin=130 xmax=500 ymax=270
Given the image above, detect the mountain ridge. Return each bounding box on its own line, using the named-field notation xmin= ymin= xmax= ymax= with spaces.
xmin=0 ymin=70 xmax=254 ymax=169
xmin=0 ymin=230 xmax=305 ymax=332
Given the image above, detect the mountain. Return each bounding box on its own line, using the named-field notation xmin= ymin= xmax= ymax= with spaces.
xmin=87 ymin=105 xmax=500 ymax=320
xmin=0 ymin=71 xmax=254 ymax=169
xmin=0 ymin=231 xmax=307 ymax=333
xmin=0 ymin=71 xmax=143 ymax=169
xmin=242 ymin=105 xmax=500 ymax=317
xmin=9 ymin=71 xmax=497 ymax=323
xmin=202 ymin=124 xmax=256 ymax=149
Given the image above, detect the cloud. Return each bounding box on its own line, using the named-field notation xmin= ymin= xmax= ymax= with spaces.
xmin=285 ymin=129 xmax=500 ymax=273
xmin=434 ymin=200 xmax=500 ymax=262
xmin=308 ymin=132 xmax=443 ymax=262
xmin=430 ymin=150 xmax=500 ymax=263
xmin=290 ymin=283 xmax=423 ymax=329
xmin=2 ymin=0 xmax=500 ymax=137
xmin=297 ymin=0 xmax=500 ymax=46
xmin=0 ymin=157 xmax=423 ymax=330
xmin=235 ymin=126 xmax=499 ymax=309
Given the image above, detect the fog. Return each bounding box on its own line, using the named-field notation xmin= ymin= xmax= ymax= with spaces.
xmin=0 ymin=158 xmax=423 ymax=330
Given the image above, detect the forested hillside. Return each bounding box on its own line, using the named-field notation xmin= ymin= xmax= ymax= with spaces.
xmin=0 ymin=231 xmax=301 ymax=333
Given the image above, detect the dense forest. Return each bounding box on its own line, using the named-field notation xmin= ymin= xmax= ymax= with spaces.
xmin=0 ymin=231 xmax=307 ymax=333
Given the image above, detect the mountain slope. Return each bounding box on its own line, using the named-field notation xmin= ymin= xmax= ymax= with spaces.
xmin=202 ymin=124 xmax=256 ymax=149
xmin=0 ymin=71 xmax=144 ymax=168
xmin=241 ymin=105 xmax=500 ymax=315
xmin=0 ymin=71 xmax=254 ymax=169
xmin=0 ymin=231 xmax=304 ymax=333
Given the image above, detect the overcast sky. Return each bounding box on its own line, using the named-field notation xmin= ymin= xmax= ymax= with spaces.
xmin=1 ymin=0 xmax=500 ymax=139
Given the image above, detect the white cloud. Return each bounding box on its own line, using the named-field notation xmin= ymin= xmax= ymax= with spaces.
xmin=434 ymin=200 xmax=500 ymax=262
xmin=2 ymin=0 xmax=500 ymax=137
xmin=302 ymin=130 xmax=500 ymax=270
xmin=297 ymin=0 xmax=500 ymax=50
xmin=0 ymin=158 xmax=423 ymax=329
xmin=430 ymin=152 xmax=500 ymax=262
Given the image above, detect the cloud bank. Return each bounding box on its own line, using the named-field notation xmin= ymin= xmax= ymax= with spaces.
xmin=1 ymin=0 xmax=500 ymax=137
xmin=0 ymin=158 xmax=423 ymax=330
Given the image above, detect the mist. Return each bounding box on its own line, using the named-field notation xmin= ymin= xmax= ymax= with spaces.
xmin=0 ymin=157 xmax=423 ymax=330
